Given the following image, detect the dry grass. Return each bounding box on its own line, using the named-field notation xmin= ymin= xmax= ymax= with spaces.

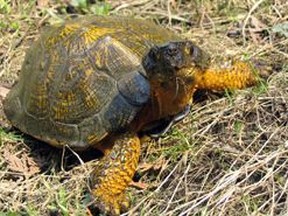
xmin=0 ymin=0 xmax=287 ymax=215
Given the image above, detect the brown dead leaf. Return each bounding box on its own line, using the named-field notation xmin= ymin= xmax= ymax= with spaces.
xmin=0 ymin=86 xmax=9 ymax=99
xmin=138 ymin=157 xmax=167 ymax=173
xmin=249 ymin=15 xmax=268 ymax=44
xmin=36 ymin=0 xmax=50 ymax=8
xmin=250 ymin=15 xmax=268 ymax=30
xmin=129 ymin=181 xmax=149 ymax=190
xmin=170 ymin=0 xmax=177 ymax=9
xmin=3 ymin=147 xmax=40 ymax=176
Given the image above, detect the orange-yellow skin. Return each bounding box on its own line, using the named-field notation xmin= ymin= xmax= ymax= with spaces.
xmin=194 ymin=61 xmax=257 ymax=90
xmin=132 ymin=61 xmax=257 ymax=131
xmin=93 ymin=60 xmax=258 ymax=215
xmin=92 ymin=134 xmax=140 ymax=215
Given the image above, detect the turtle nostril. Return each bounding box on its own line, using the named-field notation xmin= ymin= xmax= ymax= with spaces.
xmin=167 ymin=47 xmax=177 ymax=56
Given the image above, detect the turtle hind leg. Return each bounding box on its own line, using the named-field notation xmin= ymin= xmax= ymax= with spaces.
xmin=91 ymin=133 xmax=140 ymax=215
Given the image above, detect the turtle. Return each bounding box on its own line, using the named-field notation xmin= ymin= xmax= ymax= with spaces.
xmin=3 ymin=15 xmax=260 ymax=215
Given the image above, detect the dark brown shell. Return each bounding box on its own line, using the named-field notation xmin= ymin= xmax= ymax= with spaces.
xmin=4 ymin=16 xmax=183 ymax=149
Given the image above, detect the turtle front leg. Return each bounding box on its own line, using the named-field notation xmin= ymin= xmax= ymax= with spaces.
xmin=91 ymin=133 xmax=140 ymax=215
xmin=194 ymin=61 xmax=260 ymax=91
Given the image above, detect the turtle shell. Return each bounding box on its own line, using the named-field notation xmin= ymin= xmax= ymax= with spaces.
xmin=4 ymin=16 xmax=183 ymax=149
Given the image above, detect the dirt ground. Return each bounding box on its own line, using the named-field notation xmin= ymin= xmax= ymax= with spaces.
xmin=0 ymin=0 xmax=287 ymax=215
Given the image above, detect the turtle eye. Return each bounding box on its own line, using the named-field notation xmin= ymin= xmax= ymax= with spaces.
xmin=190 ymin=45 xmax=199 ymax=59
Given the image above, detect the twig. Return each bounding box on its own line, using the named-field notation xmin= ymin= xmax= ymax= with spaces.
xmin=242 ymin=0 xmax=266 ymax=45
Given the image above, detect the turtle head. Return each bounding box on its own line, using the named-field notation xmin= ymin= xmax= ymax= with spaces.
xmin=144 ymin=41 xmax=210 ymax=83
xmin=142 ymin=41 xmax=210 ymax=119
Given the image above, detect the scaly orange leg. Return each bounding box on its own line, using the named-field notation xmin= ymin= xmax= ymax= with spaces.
xmin=194 ymin=61 xmax=260 ymax=91
xmin=91 ymin=133 xmax=140 ymax=215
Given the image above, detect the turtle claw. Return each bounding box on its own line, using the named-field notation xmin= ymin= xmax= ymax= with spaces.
xmin=120 ymin=196 xmax=130 ymax=212
xmin=94 ymin=191 xmax=130 ymax=216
